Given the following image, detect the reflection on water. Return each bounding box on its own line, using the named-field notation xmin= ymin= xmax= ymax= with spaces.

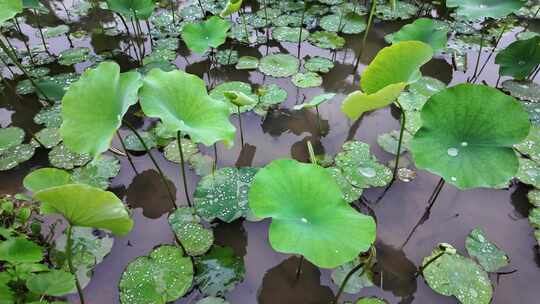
xmin=126 ymin=169 xmax=176 ymax=219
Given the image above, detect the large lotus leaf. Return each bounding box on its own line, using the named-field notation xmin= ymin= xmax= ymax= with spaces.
xmin=194 ymin=167 xmax=258 ymax=223
xmin=60 ymin=62 xmax=142 ymax=158
xmin=0 ymin=237 xmax=43 ymax=264
xmin=0 ymin=127 xmax=24 ymax=152
xmin=24 ymin=168 xmax=72 ymax=193
xmin=168 ymin=207 xmax=213 ymax=256
xmin=194 ymin=246 xmax=245 ymax=296
xmin=106 ymin=0 xmax=155 ymax=19
xmin=26 ymin=270 xmax=76 ymax=296
xmin=465 ymin=228 xmax=509 ymax=272
xmin=495 ymin=36 xmax=540 ymax=80
xmin=249 ymin=159 xmax=376 ymax=268
xmin=258 ymin=54 xmax=300 ymax=77
xmin=422 ymin=244 xmax=492 ymax=304
xmin=139 ymin=68 xmax=236 ymax=147
xmin=119 ymin=246 xmax=193 ymax=304
xmin=34 ymin=184 xmax=134 ymax=236
xmin=360 ymin=41 xmax=433 ymax=94
xmin=0 ymin=0 xmax=22 ymax=25
xmin=387 ymin=18 xmax=448 ymax=52
xmin=410 ymin=84 xmax=530 ymax=189
xmin=341 ymin=83 xmax=406 ymax=120
xmin=182 ymin=16 xmax=231 ymax=54
xmin=446 ymin=0 xmax=523 ymax=20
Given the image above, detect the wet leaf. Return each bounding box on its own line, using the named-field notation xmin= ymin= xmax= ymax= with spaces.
xmin=235 ymin=56 xmax=259 ymax=70
xmin=42 ymin=25 xmax=69 ymax=38
xmin=516 ymin=157 xmax=540 ymax=188
xmin=341 ymin=83 xmax=405 ymax=121
xmin=410 ymin=84 xmax=530 ymax=189
xmin=320 ymin=13 xmax=366 ymax=34
xmin=249 ymin=159 xmax=376 ymax=268
xmin=124 ymin=131 xmax=157 ymax=151
xmin=377 ymin=130 xmax=412 ymax=155
xmin=194 ymin=167 xmax=258 ymax=223
xmin=328 ymin=167 xmax=363 ymax=203
xmin=32 ymin=127 xmax=61 ymax=149
xmin=465 ymin=228 xmax=509 ymax=272
xmin=331 ymin=255 xmax=375 ymax=294
xmin=0 ymin=143 xmax=35 ymax=171
xmin=216 ymin=49 xmax=239 ymax=65
xmin=446 ymin=0 xmax=523 ymax=20
xmin=495 ymin=36 xmax=540 ymax=80
xmin=182 ymin=16 xmax=231 ymax=54
xmin=376 ymin=2 xmax=418 ymax=20
xmin=194 ymin=245 xmax=245 ymax=296
xmin=34 ymin=105 xmax=62 ymax=128
xmin=304 ymin=56 xmax=334 ymax=73
xmin=119 ymin=246 xmax=193 ymax=304
xmin=502 ymin=80 xmax=540 ymax=103
xmin=209 ymin=81 xmax=257 ymax=113
xmin=308 ymin=31 xmax=345 ymax=49
xmin=386 ymin=18 xmax=448 ymax=52
xmin=272 ymin=26 xmax=309 ymax=43
xmin=0 ymin=237 xmax=43 ymax=264
xmin=48 ymin=143 xmax=91 ymax=170
xmin=259 ymin=54 xmax=300 ymax=77
xmin=71 ymin=155 xmax=121 ymax=190
xmin=168 ymin=207 xmax=213 ymax=256
xmin=294 ymin=93 xmax=336 ymax=110
xmin=58 ymin=47 xmax=91 ymax=66
xmin=0 ymin=126 xmax=24 ymax=152
xmin=291 ymin=72 xmax=323 ymax=88
xmin=515 ymin=126 xmax=540 ymax=162
xmin=26 ymin=270 xmax=75 ymax=296
xmin=196 ymin=297 xmax=229 ymax=304
xmin=106 ymin=0 xmax=155 ymax=19
xmin=0 ymin=0 xmax=22 ymax=26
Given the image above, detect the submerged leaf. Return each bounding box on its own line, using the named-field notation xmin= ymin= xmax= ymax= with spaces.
xmin=194 ymin=246 xmax=245 ymax=296
xmin=168 ymin=207 xmax=213 ymax=256
xmin=465 ymin=228 xmax=509 ymax=272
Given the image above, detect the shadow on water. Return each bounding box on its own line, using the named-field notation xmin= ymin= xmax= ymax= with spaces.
xmin=126 ymin=169 xmax=176 ymax=219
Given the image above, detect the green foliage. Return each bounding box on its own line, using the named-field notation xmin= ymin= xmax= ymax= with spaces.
xmin=182 ymin=16 xmax=231 ymax=54
xmin=495 ymin=36 xmax=540 ymax=80
xmin=106 ymin=0 xmax=156 ymax=19
xmin=0 ymin=0 xmax=22 ymax=25
xmin=446 ymin=0 xmax=524 ymax=19
xmin=465 ymin=228 xmax=509 ymax=272
xmin=168 ymin=208 xmax=213 ymax=256
xmin=387 ymin=18 xmax=448 ymax=52
xmin=259 ymin=54 xmax=300 ymax=77
xmin=194 ymin=246 xmax=245 ymax=296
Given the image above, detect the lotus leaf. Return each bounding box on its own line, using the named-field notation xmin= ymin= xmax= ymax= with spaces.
xmin=106 ymin=0 xmax=156 ymax=19
xmin=327 ymin=167 xmax=363 ymax=203
xmin=516 ymin=157 xmax=540 ymax=188
xmin=42 ymin=25 xmax=70 ymax=38
xmin=502 ymin=80 xmax=540 ymax=102
xmin=220 ymin=0 xmax=242 ymax=17
xmin=124 ymin=131 xmax=157 ymax=151
xmin=341 ymin=83 xmax=406 ymax=120
xmin=465 ymin=228 xmax=509 ymax=272
xmin=377 ymin=130 xmax=412 ymax=155
xmin=223 ymin=91 xmax=256 ymax=107
xmin=294 ymin=93 xmax=336 ymax=110
xmin=34 ymin=184 xmax=134 ymax=236
xmin=139 ymin=68 xmax=236 ymax=147
xmin=23 ymin=167 xmax=71 ymax=193
xmin=26 ymin=270 xmax=76 ymax=296
xmin=387 ymin=18 xmax=448 ymax=52
xmin=32 ymin=127 xmax=61 ymax=149
xmin=71 ymin=155 xmax=121 ymax=190
xmin=291 ymin=72 xmax=323 ymax=88
xmin=194 ymin=167 xmax=258 ymax=223
xmin=0 ymin=237 xmax=43 ymax=264
xmin=48 ymin=143 xmax=91 ymax=170
xmin=272 ymin=26 xmax=309 ymax=43
xmin=163 ymin=138 xmax=198 ymax=163
xmin=410 ymin=84 xmax=530 ymax=189
xmin=361 ymin=41 xmax=433 ymax=94
xmin=304 ymin=56 xmax=334 ymax=73
xmin=515 ymin=126 xmax=540 ymax=162
xmin=182 ymin=16 xmax=231 ymax=54
xmin=0 ymin=127 xmax=24 ymax=152
xmin=210 ymin=81 xmax=257 ymax=113
xmin=194 ymin=245 xmax=245 ymax=296
xmin=495 ymin=36 xmax=540 ymax=80
xmin=258 ymin=54 xmax=300 ymax=77
xmin=58 ymin=47 xmax=91 ymax=66
xmin=34 ymin=105 xmax=62 ymax=128
xmin=216 ymin=49 xmax=239 ymax=65
xmin=119 ymin=246 xmax=193 ymax=304
xmin=235 ymin=56 xmax=259 ymax=70
xmin=376 ymin=2 xmax=418 ymax=20
xmin=168 ymin=207 xmax=214 ymax=256
xmin=422 ymin=244 xmax=492 ymax=304
xmin=308 ymin=31 xmax=345 ymax=49
xmin=320 ymin=13 xmax=366 ymax=34
xmin=446 ymin=0 xmax=523 ymax=20
xmin=331 ymin=255 xmax=375 ymax=294
xmin=0 ymin=143 xmax=35 ymax=171
xmin=0 ymin=0 xmax=22 ymax=25
xmin=60 ymin=62 xmax=142 ymax=158
xmin=249 ymin=159 xmax=376 ymax=268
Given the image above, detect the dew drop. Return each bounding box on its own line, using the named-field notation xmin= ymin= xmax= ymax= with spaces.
xmin=461 ymin=142 xmax=468 ymax=147
xmin=359 ymin=167 xmax=376 ymax=178
xmin=451 ymin=176 xmax=457 ymax=182
xmin=447 ymin=147 xmax=459 ymax=157
xmin=301 ymin=217 xmax=308 ymax=223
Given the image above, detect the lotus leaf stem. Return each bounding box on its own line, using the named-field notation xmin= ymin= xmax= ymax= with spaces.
xmin=295 ymin=255 xmax=304 ymax=279
xmin=333 ymin=246 xmax=374 ymax=304
xmin=177 ymin=131 xmax=193 ymax=208
xmin=237 ymin=105 xmax=245 ymax=147
xmin=307 ymin=140 xmax=317 ymax=165
xmin=471 ymin=25 xmax=507 ymax=83
xmin=392 ymin=102 xmax=406 ymax=179
xmin=33 ymin=10 xmax=50 ymax=54
xmin=354 ymin=0 xmax=376 ymax=71
xmin=66 ymin=224 xmax=85 ymax=304
xmin=415 ymin=248 xmax=445 ymax=278
xmin=116 ymin=131 xmax=138 ymax=174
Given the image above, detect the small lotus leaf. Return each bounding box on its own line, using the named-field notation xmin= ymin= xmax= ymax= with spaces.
xmin=495 ymin=36 xmax=540 ymax=80
xmin=515 ymin=126 xmax=540 ymax=162
xmin=0 ymin=143 xmax=35 ymax=171
xmin=304 ymin=56 xmax=334 ymax=73
xmin=341 ymin=83 xmax=406 ymax=120
xmin=410 ymin=84 xmax=530 ymax=189
xmin=210 ymin=81 xmax=257 ymax=113
xmin=465 ymin=228 xmax=509 ymax=272
xmin=0 ymin=126 xmax=24 ymax=152
xmin=331 ymin=255 xmax=375 ymax=294
xmin=516 ymin=157 xmax=540 ymax=188
xmin=235 ymin=56 xmax=259 ymax=70
xmin=249 ymin=159 xmax=376 ymax=268
xmin=502 ymin=80 xmax=540 ymax=102
xmin=258 ymin=54 xmax=300 ymax=77
xmin=320 ymin=13 xmax=366 ymax=34
xmin=32 ymin=127 xmax=61 ymax=149
xmin=48 ymin=143 xmax=91 ymax=170
xmin=194 ymin=245 xmax=245 ymax=296
xmin=196 ymin=297 xmax=229 ymax=304
xmin=106 ymin=0 xmax=155 ymax=19
xmin=308 ymin=31 xmax=345 ymax=49
xmin=58 ymin=47 xmax=91 ymax=66
xmin=71 ymin=155 xmax=121 ymax=189
xmin=182 ymin=16 xmax=231 ymax=54
xmin=292 ymin=72 xmax=323 ymax=88
xmin=328 ymin=167 xmax=363 ymax=203
xmin=168 ymin=207 xmax=214 ymax=256
xmin=0 ymin=237 xmax=43 ymax=264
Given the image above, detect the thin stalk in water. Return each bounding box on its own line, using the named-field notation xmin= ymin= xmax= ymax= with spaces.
xmin=123 ymin=120 xmax=177 ymax=207
xmin=297 ymin=4 xmax=306 ymax=58
xmin=333 ymin=247 xmax=374 ymax=304
xmin=353 ymin=0 xmax=377 ymax=71
xmin=470 ymin=25 xmax=507 ymax=83
xmin=117 ymin=13 xmax=141 ymax=64
xmin=315 ymin=105 xmax=321 ymax=135
xmin=295 ymin=255 xmax=304 ymax=279
xmin=177 ymin=131 xmax=193 ymax=208
xmin=415 ymin=247 xmax=446 ymax=278
xmin=240 ymin=9 xmax=250 ymax=44
xmin=170 ymin=0 xmax=176 ymax=24
xmin=392 ymin=102 xmax=406 ymax=179
xmin=213 ymin=143 xmax=218 ymax=174
xmin=13 ymin=17 xmax=35 ymax=65
xmin=33 ymin=10 xmax=50 ymax=54
xmin=116 ymin=131 xmax=138 ymax=174
xmin=237 ymin=105 xmax=245 ymax=146
xmin=307 ymin=140 xmax=317 ymax=165
xmin=66 ymin=224 xmax=85 ymax=304
xmin=197 ymin=0 xmax=205 ymax=16
xmin=262 ymin=0 xmax=270 ymax=41
xmin=469 ymin=32 xmax=484 ymax=83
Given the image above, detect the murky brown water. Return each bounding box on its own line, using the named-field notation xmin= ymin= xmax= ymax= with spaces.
xmin=1 ymin=1 xmax=539 ymax=303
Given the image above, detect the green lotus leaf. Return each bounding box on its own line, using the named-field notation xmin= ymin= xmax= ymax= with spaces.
xmin=0 ymin=143 xmax=35 ymax=171
xmin=272 ymin=26 xmax=309 ymax=43
xmin=0 ymin=237 xmax=43 ymax=264
xmin=58 ymin=47 xmax=91 ymax=66
xmin=410 ymin=84 xmax=530 ymax=189
xmin=407 ymin=76 xmax=447 ymax=98
xmin=334 ymin=141 xmax=392 ymax=189
xmin=34 ymin=105 xmax=62 ymax=128
xmin=106 ymin=0 xmax=156 ymax=19
xmin=360 ymin=41 xmax=433 ymax=94
xmin=308 ymin=31 xmax=345 ymax=49
xmin=515 ymin=126 xmax=540 ymax=162
xmin=34 ymin=184 xmax=134 ymax=236
xmin=235 ymin=56 xmax=259 ymax=70
xmin=71 ymin=155 xmax=121 ymax=190
xmin=327 ymin=167 xmax=363 ymax=203
xmin=255 ymin=84 xmax=288 ymax=116
xmin=48 ymin=143 xmax=91 ymax=170
xmin=139 ymin=68 xmax=236 ymax=147
xmin=163 ymin=138 xmax=197 ymax=163
xmin=223 ymin=91 xmax=257 ymax=107
xmin=23 ymin=168 xmax=72 ymax=193
xmin=495 ymin=36 xmax=540 ymax=80
xmin=320 ymin=13 xmax=366 ymax=34
xmin=26 ymin=270 xmax=76 ymax=296
xmin=293 ymin=93 xmax=336 ymax=110
xmin=60 ymin=62 xmax=142 ymax=158
xmin=194 ymin=167 xmax=258 ymax=223
xmin=331 ymin=254 xmax=375 ymax=294
xmin=528 ymin=189 xmax=540 ymax=207
xmin=248 ymin=159 xmax=376 ymax=268
xmin=216 ymin=49 xmax=238 ymax=65
xmin=32 ymin=127 xmax=61 ymax=149
xmin=377 ymin=130 xmax=412 ymax=155
xmin=422 ymin=243 xmax=492 ymax=304
xmin=291 ymin=72 xmax=323 ymax=88
xmin=194 ymin=245 xmax=245 ymax=296
xmin=182 ymin=16 xmax=231 ymax=54
xmin=387 ymin=18 xmax=448 ymax=52
xmin=355 ymin=298 xmax=388 ymax=304
xmin=119 ymin=245 xmax=193 ymax=304
xmin=42 ymin=25 xmax=70 ymax=38
xmin=124 ymin=131 xmax=157 ymax=151
xmin=446 ymin=0 xmax=523 ymax=20
xmin=465 ymin=228 xmax=509 ymax=272
xmin=376 ymin=2 xmax=418 ymax=20
xmin=220 ymin=0 xmax=242 ymax=17
xmin=304 ymin=56 xmax=334 ymax=73
xmin=0 ymin=126 xmax=24 ymax=152
xmin=0 ymin=0 xmax=22 ymax=26
xmin=259 ymin=54 xmax=300 ymax=77
xmin=502 ymin=79 xmax=540 ymax=102
xmin=196 ymin=297 xmax=229 ymax=304
xmin=341 ymin=83 xmax=406 ymax=120
xmin=168 ymin=207 xmax=214 ymax=256
xmin=209 ymin=81 xmax=257 ymax=113
xmin=516 ymin=157 xmax=540 ymax=188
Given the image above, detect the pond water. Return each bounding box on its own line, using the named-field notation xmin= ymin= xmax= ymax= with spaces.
xmin=1 ymin=1 xmax=540 ymax=303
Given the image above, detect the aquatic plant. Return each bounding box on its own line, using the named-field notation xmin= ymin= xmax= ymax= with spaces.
xmin=181 ymin=16 xmax=231 ymax=54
